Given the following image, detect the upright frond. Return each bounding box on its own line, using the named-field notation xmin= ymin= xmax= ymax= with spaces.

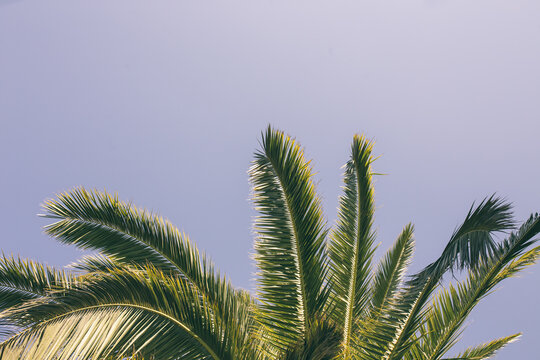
xmin=250 ymin=126 xmax=328 ymax=351
xmin=371 ymin=224 xmax=415 ymax=312
xmin=327 ymin=135 xmax=379 ymax=356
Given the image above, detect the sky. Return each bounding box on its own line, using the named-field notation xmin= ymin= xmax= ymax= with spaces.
xmin=1 ymin=0 xmax=539 ymax=357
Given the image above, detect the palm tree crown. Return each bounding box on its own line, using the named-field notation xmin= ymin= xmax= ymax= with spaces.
xmin=1 ymin=126 xmax=538 ymax=360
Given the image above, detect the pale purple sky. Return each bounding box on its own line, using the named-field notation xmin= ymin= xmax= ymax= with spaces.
xmin=1 ymin=0 xmax=539 ymax=358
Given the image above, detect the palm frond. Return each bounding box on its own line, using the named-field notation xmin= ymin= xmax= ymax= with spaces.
xmin=411 ymin=196 xmax=514 ymax=285
xmin=371 ymin=224 xmax=415 ymax=312
xmin=0 ymin=256 xmax=71 ymax=310
xmin=327 ymin=135 xmax=377 ymax=352
xmin=0 ymin=256 xmax=73 ymax=339
xmin=0 ymin=266 xmax=257 ymax=360
xmin=68 ymin=253 xmax=132 ymax=273
xmin=378 ymin=198 xmax=517 ymax=360
xmin=419 ymin=213 xmax=540 ymax=360
xmin=442 ymin=333 xmax=520 ymax=360
xmin=250 ymin=126 xmax=328 ymax=350
xmin=42 ymin=188 xmax=216 ymax=289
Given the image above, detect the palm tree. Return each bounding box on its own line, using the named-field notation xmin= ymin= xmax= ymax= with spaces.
xmin=0 ymin=126 xmax=538 ymax=360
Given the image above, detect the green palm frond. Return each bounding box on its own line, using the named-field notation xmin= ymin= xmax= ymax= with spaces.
xmin=42 ymin=188 xmax=208 ymax=282
xmin=371 ymin=224 xmax=415 ymax=312
xmin=1 ymin=129 xmax=538 ymax=360
xmin=0 ymin=256 xmax=71 ymax=309
xmin=0 ymin=256 xmax=73 ymax=339
xmin=0 ymin=266 xmax=257 ymax=360
xmin=412 ymin=196 xmax=514 ymax=286
xmin=327 ymin=135 xmax=377 ymax=353
xmin=442 ymin=333 xmax=520 ymax=360
xmin=41 ymin=187 xmax=252 ymax=342
xmin=69 ymin=253 xmax=133 ymax=273
xmin=250 ymin=126 xmax=328 ymax=351
xmin=281 ymin=319 xmax=341 ymax=360
xmin=419 ymin=214 xmax=540 ymax=360
xmin=379 ymin=198 xmax=517 ymax=360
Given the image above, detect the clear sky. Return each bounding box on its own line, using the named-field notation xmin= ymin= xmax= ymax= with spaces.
xmin=1 ymin=0 xmax=539 ymax=358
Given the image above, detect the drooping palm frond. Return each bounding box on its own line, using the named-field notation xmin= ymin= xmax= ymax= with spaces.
xmin=403 ymin=213 xmax=540 ymax=360
xmin=250 ymin=126 xmax=328 ymax=351
xmin=327 ymin=135 xmax=377 ymax=354
xmin=42 ymin=188 xmax=209 ymax=286
xmin=441 ymin=333 xmax=520 ymax=360
xmin=411 ymin=196 xmax=514 ymax=286
xmin=41 ymin=187 xmax=255 ymax=350
xmin=0 ymin=266 xmax=258 ymax=360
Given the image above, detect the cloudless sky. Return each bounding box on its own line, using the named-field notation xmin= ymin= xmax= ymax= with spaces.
xmin=1 ymin=0 xmax=539 ymax=358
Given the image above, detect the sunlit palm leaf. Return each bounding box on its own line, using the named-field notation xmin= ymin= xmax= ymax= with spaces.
xmin=327 ymin=135 xmax=377 ymax=355
xmin=250 ymin=126 xmax=328 ymax=351
xmin=0 ymin=256 xmax=71 ymax=311
xmin=371 ymin=224 xmax=415 ymax=312
xmin=0 ymin=266 xmax=257 ymax=360
xmin=411 ymin=196 xmax=514 ymax=285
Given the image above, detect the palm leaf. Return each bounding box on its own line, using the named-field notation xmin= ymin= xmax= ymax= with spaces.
xmin=377 ymin=197 xmax=517 ymax=360
xmin=250 ymin=126 xmax=328 ymax=350
xmin=371 ymin=224 xmax=415 ymax=312
xmin=418 ymin=214 xmax=540 ymax=360
xmin=0 ymin=266 xmax=257 ymax=360
xmin=411 ymin=196 xmax=514 ymax=285
xmin=41 ymin=188 xmax=255 ymax=350
xmin=327 ymin=135 xmax=377 ymax=353
xmin=442 ymin=333 xmax=520 ymax=360
xmin=0 ymin=256 xmax=71 ymax=311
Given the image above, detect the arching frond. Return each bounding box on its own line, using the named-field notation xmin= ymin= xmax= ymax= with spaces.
xmin=42 ymin=188 xmax=217 ymax=298
xmin=0 ymin=256 xmax=74 ymax=339
xmin=411 ymin=196 xmax=514 ymax=285
xmin=41 ymin=187 xmax=254 ymax=353
xmin=281 ymin=319 xmax=341 ymax=360
xmin=327 ymin=135 xmax=377 ymax=354
xmin=0 ymin=266 xmax=257 ymax=360
xmin=250 ymin=126 xmax=328 ymax=351
xmin=378 ymin=198 xmax=517 ymax=360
